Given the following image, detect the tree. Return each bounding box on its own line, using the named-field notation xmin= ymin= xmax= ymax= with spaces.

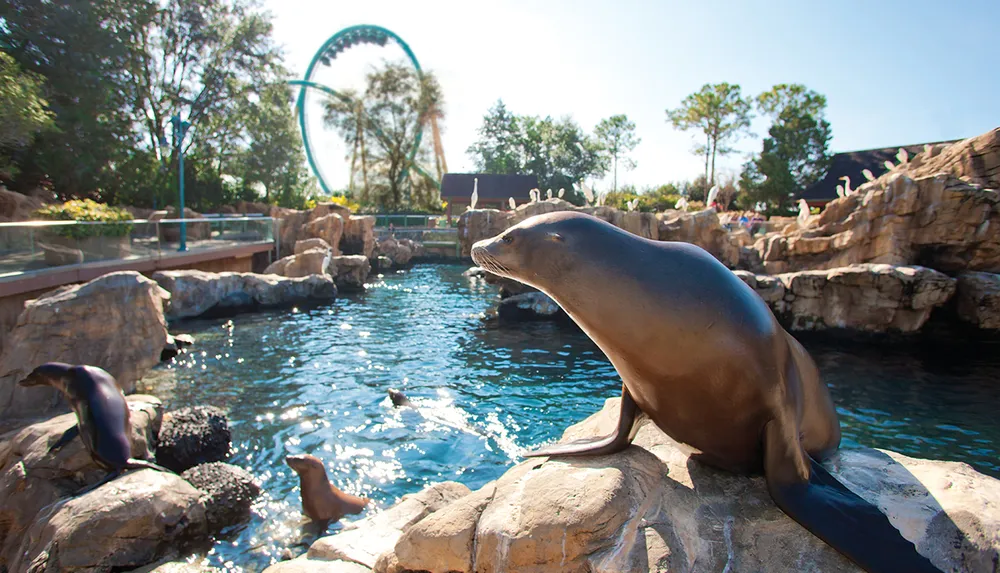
xmin=466 ymin=103 xmax=606 ymax=204
xmin=0 ymin=52 xmax=55 ymax=177
xmin=467 ymin=100 xmax=522 ymax=174
xmin=666 ymin=83 xmax=753 ymax=186
xmin=739 ymin=84 xmax=832 ymax=214
xmin=594 ymin=114 xmax=640 ymax=193
xmin=324 ymin=60 xmax=445 ymax=212
xmin=0 ymin=0 xmax=155 ymax=196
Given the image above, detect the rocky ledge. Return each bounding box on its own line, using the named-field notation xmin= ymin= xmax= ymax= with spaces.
xmin=153 ymin=269 xmax=337 ymax=320
xmin=0 ymin=395 xmax=258 ymax=572
xmin=283 ymin=399 xmax=1000 ymax=573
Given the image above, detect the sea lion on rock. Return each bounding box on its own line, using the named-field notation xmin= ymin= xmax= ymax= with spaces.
xmin=471 ymin=211 xmax=941 ymax=573
xmin=18 ymin=362 xmax=172 ymax=493
xmin=285 ymin=453 xmax=369 ymax=523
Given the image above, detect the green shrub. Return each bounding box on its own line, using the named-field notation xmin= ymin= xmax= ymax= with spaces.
xmin=34 ymin=199 xmax=133 ymax=239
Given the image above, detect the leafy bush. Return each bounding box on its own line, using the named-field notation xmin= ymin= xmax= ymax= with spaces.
xmin=34 ymin=199 xmax=133 ymax=239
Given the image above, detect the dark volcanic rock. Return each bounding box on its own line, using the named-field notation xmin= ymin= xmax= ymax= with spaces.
xmin=182 ymin=462 xmax=261 ymax=533
xmin=156 ymin=406 xmax=231 ymax=472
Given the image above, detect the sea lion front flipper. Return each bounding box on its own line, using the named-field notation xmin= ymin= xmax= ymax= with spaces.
xmin=762 ymin=420 xmax=942 ymax=573
xmin=125 ymin=458 xmax=175 ymax=474
xmin=524 ymin=384 xmax=638 ymax=458
xmin=49 ymin=424 xmax=80 ymax=453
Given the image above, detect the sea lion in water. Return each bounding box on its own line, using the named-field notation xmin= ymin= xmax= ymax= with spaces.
xmin=387 ymin=388 xmax=413 ymax=408
xmin=285 ymin=454 xmax=369 ymax=523
xmin=471 ymin=211 xmax=941 ymax=573
xmin=19 ymin=362 xmax=172 ymax=493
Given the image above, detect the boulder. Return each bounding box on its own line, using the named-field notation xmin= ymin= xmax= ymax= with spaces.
xmin=733 ymin=264 xmax=956 ymax=333
xmin=495 ymin=292 xmax=566 ymax=323
xmin=758 ymin=129 xmax=1000 ymax=274
xmin=342 ymin=216 xmax=376 ymax=258
xmin=0 ymin=395 xmax=165 ymax=567
xmin=156 ymin=207 xmax=211 ymax=242
xmin=302 ymin=214 xmax=344 ymax=256
xmin=295 ymin=238 xmax=333 ymax=255
xmin=155 ymin=406 xmax=231 ymax=473
xmin=396 ymin=238 xmax=425 ymax=259
xmin=331 ymin=255 xmax=371 ymax=292
xmin=264 ymin=557 xmax=372 ymax=572
xmin=265 ymin=248 xmax=333 ymax=278
xmin=39 ymin=241 xmax=84 ymax=266
xmin=0 ymin=271 xmax=170 ymax=419
xmin=375 ymin=255 xmax=393 ymax=271
xmin=0 ymin=187 xmax=44 ymax=222
xmin=305 ymin=481 xmax=471 ymax=570
xmin=5 ymin=469 xmax=208 ymax=573
xmin=382 ymin=398 xmax=1000 ymax=573
xmin=180 ymin=462 xmax=261 ymax=533
xmin=152 ymin=270 xmax=337 ymax=320
xmin=458 ymin=209 xmax=511 ymax=257
xmin=955 ymin=271 xmax=1000 ymax=329
xmin=375 ymin=237 xmax=413 ymax=267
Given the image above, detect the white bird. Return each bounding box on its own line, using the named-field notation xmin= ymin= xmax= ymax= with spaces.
xmin=839 ymin=176 xmax=852 ymax=196
xmin=529 ymin=188 xmax=538 ymax=203
xmin=884 ymin=160 xmax=895 ymax=171
xmin=628 ymin=199 xmax=639 ymax=212
xmin=836 ymin=184 xmax=845 ymax=198
xmin=896 ymin=148 xmax=909 ymax=165
xmin=706 ymin=185 xmax=720 ymax=207
xmin=508 ymin=197 xmax=516 ymax=210
xmin=598 ymin=191 xmax=608 ymax=207
xmin=676 ymin=197 xmax=689 ymax=211
xmin=546 ymin=189 xmax=553 ymax=200
xmin=797 ymin=198 xmax=810 ymax=223
xmin=558 ymin=188 xmax=565 ymax=198
xmin=862 ymin=169 xmax=875 ymax=182
xmin=581 ymin=182 xmax=594 ymax=204
xmin=924 ymin=144 xmax=932 ymax=154
xmin=470 ymin=178 xmax=479 ymax=210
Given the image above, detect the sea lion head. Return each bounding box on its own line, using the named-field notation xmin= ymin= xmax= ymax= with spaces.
xmin=387 ymin=388 xmax=412 ymax=407
xmin=18 ymin=362 xmax=75 ymax=390
xmin=471 ymin=211 xmax=605 ymax=291
xmin=285 ymin=453 xmax=326 ymax=476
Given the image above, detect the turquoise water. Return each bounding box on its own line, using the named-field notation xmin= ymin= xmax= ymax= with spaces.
xmin=143 ymin=264 xmax=1000 ymax=571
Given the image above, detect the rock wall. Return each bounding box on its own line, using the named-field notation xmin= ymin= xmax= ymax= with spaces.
xmin=152 ymin=270 xmax=337 ymax=320
xmin=0 ymin=187 xmax=44 ymax=222
xmin=955 ymin=271 xmax=1000 ymax=329
xmin=734 ymin=264 xmax=955 ymax=333
xmin=759 ymin=129 xmax=1000 ymax=275
xmin=0 ymin=272 xmax=170 ymax=420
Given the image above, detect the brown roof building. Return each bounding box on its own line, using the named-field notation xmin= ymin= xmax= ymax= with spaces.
xmin=440 ymin=173 xmax=538 ymax=222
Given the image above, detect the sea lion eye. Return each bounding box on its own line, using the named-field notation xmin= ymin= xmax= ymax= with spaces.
xmin=501 ymin=234 xmax=513 ymax=244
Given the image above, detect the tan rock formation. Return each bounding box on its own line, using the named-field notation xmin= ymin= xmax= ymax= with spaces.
xmin=759 ymin=129 xmax=1000 ymax=274
xmin=0 ymin=272 xmax=170 ymax=419
xmin=657 ymin=208 xmax=741 ymax=268
xmin=0 ymin=187 xmax=44 ymax=222
xmin=342 ymin=215 xmax=376 ymax=258
xmin=303 ymin=214 xmax=344 ymax=256
xmin=377 ymin=398 xmax=1000 ymax=573
xmin=734 ymin=264 xmax=955 ymax=333
xmin=295 ymin=238 xmax=333 ymax=255
xmin=375 ymin=237 xmax=413 ymax=267
xmin=955 ymin=271 xmax=1000 ymax=329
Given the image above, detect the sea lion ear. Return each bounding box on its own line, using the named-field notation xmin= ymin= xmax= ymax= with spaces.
xmin=547 ymin=232 xmax=564 ymax=242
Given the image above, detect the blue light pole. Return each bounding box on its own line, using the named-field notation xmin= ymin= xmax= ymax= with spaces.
xmin=170 ymin=113 xmax=192 ymax=251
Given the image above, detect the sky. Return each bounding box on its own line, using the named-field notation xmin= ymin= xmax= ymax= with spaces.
xmin=265 ymin=0 xmax=1000 ymax=193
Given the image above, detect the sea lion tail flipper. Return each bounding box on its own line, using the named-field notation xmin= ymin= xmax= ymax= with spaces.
xmin=524 ymin=385 xmax=638 ymax=458
xmin=49 ymin=424 xmax=80 ymax=453
xmin=125 ymin=459 xmax=176 ymax=474
xmin=763 ymin=421 xmax=942 ymax=573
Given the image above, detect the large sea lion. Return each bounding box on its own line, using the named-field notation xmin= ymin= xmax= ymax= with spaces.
xmin=471 ymin=211 xmax=941 ymax=573
xmin=19 ymin=362 xmax=172 ymax=493
xmin=285 ymin=454 xmax=369 ymax=523
xmin=387 ymin=388 xmax=413 ymax=408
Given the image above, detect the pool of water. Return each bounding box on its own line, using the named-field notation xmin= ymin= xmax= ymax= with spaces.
xmin=141 ymin=263 xmax=1000 ymax=571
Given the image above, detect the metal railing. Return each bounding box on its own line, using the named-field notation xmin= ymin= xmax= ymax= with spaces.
xmin=0 ymin=217 xmax=276 ymax=279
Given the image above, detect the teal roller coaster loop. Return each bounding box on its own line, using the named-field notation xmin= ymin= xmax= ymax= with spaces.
xmin=291 ymin=25 xmax=429 ymax=198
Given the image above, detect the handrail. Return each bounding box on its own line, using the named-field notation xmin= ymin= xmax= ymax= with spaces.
xmin=0 ymin=216 xmax=276 ymax=228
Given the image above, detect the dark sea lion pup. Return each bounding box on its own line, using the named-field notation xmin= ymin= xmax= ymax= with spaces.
xmin=387 ymin=388 xmax=413 ymax=408
xmin=285 ymin=454 xmax=369 ymax=523
xmin=471 ymin=211 xmax=942 ymax=573
xmin=19 ymin=362 xmax=173 ymax=493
